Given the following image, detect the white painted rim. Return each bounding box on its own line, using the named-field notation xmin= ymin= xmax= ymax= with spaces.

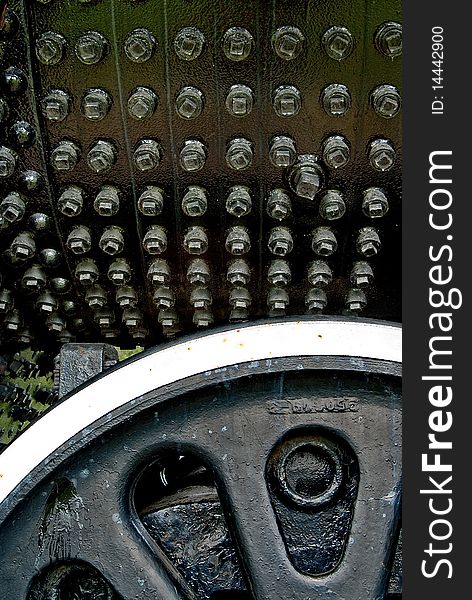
xmin=0 ymin=320 xmax=401 ymax=503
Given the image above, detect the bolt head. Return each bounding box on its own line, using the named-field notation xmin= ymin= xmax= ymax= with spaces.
xmin=125 ymin=29 xmax=155 ymax=63
xmin=76 ymin=32 xmax=107 ymax=65
xmin=296 ymin=170 xmax=319 ymax=200
xmin=273 ymin=86 xmax=301 ymax=117
xmin=226 ymin=140 xmax=253 ymax=170
xmin=272 ymin=26 xmax=304 ymax=60
xmin=174 ymin=27 xmax=204 ymax=60
xmin=375 ymin=22 xmax=402 ymax=58
xmin=372 ymin=85 xmax=401 ymax=118
xmin=322 ymin=26 xmax=354 ymax=60
xmin=223 ymin=27 xmax=253 ymax=61
xmin=102 ymin=240 xmax=120 ymax=255
xmin=36 ymin=32 xmax=65 ymax=65
xmin=323 ymin=138 xmax=350 ymax=168
xmin=176 ymin=87 xmax=203 ymax=119
xmin=180 ymin=142 xmax=206 ymax=171
xmin=82 ymin=89 xmax=111 ymax=121
xmin=322 ymin=84 xmax=351 ymax=116
xmin=87 ymin=141 xmax=115 ymax=173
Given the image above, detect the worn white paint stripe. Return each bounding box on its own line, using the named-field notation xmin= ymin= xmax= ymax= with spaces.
xmin=0 ymin=320 xmax=401 ymax=503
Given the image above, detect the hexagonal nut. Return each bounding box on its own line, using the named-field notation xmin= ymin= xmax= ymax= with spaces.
xmin=227 ymin=258 xmax=251 ymax=286
xmin=225 ymin=226 xmax=251 ymax=255
xmin=371 ymin=84 xmax=401 ymax=119
xmin=226 ymin=138 xmax=253 ymax=170
xmin=85 ymin=285 xmax=107 ymax=309
xmin=267 ymin=259 xmax=291 ymax=286
xmin=128 ymin=87 xmax=158 ymax=120
xmin=187 ymin=258 xmax=210 ymax=285
xmin=362 ymin=187 xmax=389 ymax=218
xmin=75 ymin=31 xmax=108 ymax=65
xmin=319 ymin=190 xmax=346 ymax=220
xmin=174 ymin=27 xmax=205 ymax=61
xmin=21 ymin=265 xmax=46 ymax=291
xmin=42 ymin=89 xmax=70 ymax=122
xmin=180 ymin=140 xmax=206 ymax=172
xmin=225 ymin=84 xmax=254 ymax=117
xmin=269 ymin=135 xmax=296 ymax=168
xmin=273 ymin=85 xmax=301 ymax=117
xmin=147 ymin=259 xmax=171 ymax=286
xmin=322 ymin=26 xmax=354 ymax=60
xmin=175 ymin=86 xmax=204 ymax=120
xmin=66 ymin=226 xmax=91 ymax=255
xmin=322 ymin=135 xmax=350 ymax=169
xmin=346 ymin=288 xmax=367 ymax=312
xmin=289 ymin=155 xmax=325 ymax=200
xmin=356 ymin=227 xmax=381 ymax=257
xmin=107 ymin=259 xmax=131 ymax=285
xmin=152 ymin=286 xmax=175 ymax=309
xmin=134 ymin=139 xmax=161 ymax=172
xmin=229 ymin=286 xmax=251 ymax=309
xmin=368 ymin=138 xmax=396 ymax=171
xmin=272 ymin=26 xmax=304 ymax=60
xmin=305 ymin=288 xmax=328 ymax=312
xmin=267 ymin=287 xmax=289 ymax=311
xmin=57 ymin=186 xmax=84 ymax=217
xmin=143 ymin=226 xmax=167 ymax=255
xmin=75 ymin=258 xmax=99 ymax=285
xmin=11 ymin=232 xmax=36 ymax=260
xmin=182 ymin=186 xmax=207 ymax=217
xmin=0 ymin=192 xmax=25 ymax=223
xmin=226 ymin=186 xmax=252 ymax=217
xmin=51 ymin=140 xmax=80 ymax=173
xmin=87 ymin=140 xmax=115 ymax=173
xmin=124 ymin=28 xmax=156 ymax=63
xmin=36 ymin=31 xmax=66 ymax=65
xmin=307 ymin=260 xmax=333 ymax=288
xmin=312 ymin=226 xmax=338 ymax=256
xmin=268 ymin=227 xmax=293 ymax=257
xmin=82 ymin=88 xmax=111 ymax=121
xmin=222 ymin=27 xmax=253 ymax=61
xmin=94 ymin=186 xmax=120 ymax=217
xmin=321 ymin=83 xmax=351 ymax=116
xmin=158 ymin=308 xmax=178 ymax=328
xmin=99 ymin=227 xmax=124 ymax=255
xmin=138 ymin=186 xmax=164 ymax=216
xmin=267 ymin=189 xmax=291 ymax=220
xmin=350 ymin=261 xmax=374 ymax=288
xmin=190 ymin=287 xmax=212 ymax=309
xmin=116 ymin=286 xmax=138 ymax=308
xmin=183 ymin=226 xmax=208 ymax=255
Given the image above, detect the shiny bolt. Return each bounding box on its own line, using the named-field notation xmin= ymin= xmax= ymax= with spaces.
xmin=76 ymin=31 xmax=107 ymax=65
xmin=36 ymin=291 xmax=57 ymax=313
xmin=122 ymin=308 xmax=143 ymax=328
xmin=371 ymin=84 xmax=401 ymax=119
xmin=268 ymin=227 xmax=293 ymax=257
xmin=128 ymin=87 xmax=157 ymax=120
xmin=94 ymin=308 xmax=115 ymax=327
xmin=174 ymin=27 xmax=204 ymax=60
xmin=182 ymin=186 xmax=207 ymax=217
xmin=0 ymin=289 xmax=13 ymax=313
xmin=0 ymin=146 xmax=17 ymax=177
xmin=267 ymin=189 xmax=291 ymax=220
xmin=153 ymin=286 xmax=175 ymax=309
xmin=42 ymin=89 xmax=70 ymax=122
xmin=36 ymin=31 xmax=66 ymax=65
xmin=143 ymin=226 xmax=167 ymax=255
xmin=99 ymin=227 xmax=124 ymax=255
xmin=193 ymin=309 xmax=214 ymax=328
xmin=50 ymin=277 xmax=71 ymax=295
xmin=57 ymin=186 xmax=84 ymax=217
xmin=225 ymin=84 xmax=254 ymax=117
xmin=272 ymin=26 xmax=304 ymax=60
xmin=356 ymin=227 xmax=381 ymax=257
xmin=183 ymin=226 xmax=208 ymax=255
xmin=1 ymin=66 xmax=27 ymax=95
xmin=87 ymin=140 xmax=116 ymax=173
xmin=67 ymin=226 xmax=91 ymax=255
xmin=124 ymin=28 xmax=156 ymax=63
xmin=226 ymin=138 xmax=253 ymax=170
xmin=116 ymin=286 xmax=138 ymax=308
xmin=346 ymin=288 xmax=367 ymax=312
xmin=269 ymin=135 xmax=296 ymax=168
xmin=28 ymin=212 xmax=51 ymax=233
xmin=319 ymin=190 xmax=346 ymax=220
xmin=85 ymin=285 xmax=107 ymax=309
xmin=362 ymin=187 xmax=389 ymax=218
xmin=267 ymin=287 xmax=289 ymax=311
xmin=273 ymin=85 xmax=301 ymax=117
xmin=4 ymin=309 xmax=22 ymax=331
xmin=227 ymin=259 xmax=251 ymax=286
xmin=94 ymin=186 xmax=120 ymax=217
xmin=222 ymin=27 xmax=253 ymax=61
xmin=75 ymin=258 xmax=99 ymax=285
xmin=268 ymin=259 xmax=291 ymax=286
xmin=21 ymin=265 xmax=46 ymax=291
xmin=190 ymin=287 xmax=212 ymax=309
xmin=229 ymin=308 xmax=249 ymax=323
xmin=350 ymin=261 xmax=374 ymax=288
xmin=305 ymin=288 xmax=328 ymax=312
xmin=289 ymin=155 xmax=325 ymax=200
xmin=307 ymin=260 xmax=332 ymax=288
xmin=187 ymin=259 xmax=210 ymax=286
xmin=226 ymin=185 xmax=252 ymax=217
xmin=312 ymin=226 xmax=337 ymax=256
xmin=46 ymin=312 xmax=65 ymax=333
xmin=9 ymin=121 xmax=36 ymax=148
xmin=321 ymin=83 xmax=351 ymax=116
xmin=322 ymin=26 xmax=354 ymax=60
xmin=134 ymin=139 xmax=161 ymax=172
xmin=158 ymin=308 xmax=178 ymax=328
xmin=175 ymin=86 xmax=203 ymax=120
xmin=147 ymin=259 xmax=170 ymax=286
xmin=225 ymin=226 xmax=250 ymax=255
xmin=229 ymin=287 xmax=251 ymax=309
xmin=19 ymin=170 xmax=44 ymax=193
xmin=322 ymin=135 xmax=350 ymax=169
xmin=180 ymin=139 xmax=206 ymax=172
xmin=51 ymin=140 xmax=80 ymax=172
xmin=0 ymin=192 xmax=25 ymax=223
xmin=138 ymin=186 xmax=164 ymax=216
xmin=368 ymin=138 xmax=396 ymax=171
xmin=82 ymin=88 xmax=111 ymax=121
xmin=11 ymin=232 xmax=36 ymax=260
xmin=108 ymin=259 xmax=131 ymax=285
xmin=375 ymin=22 xmax=402 ymax=58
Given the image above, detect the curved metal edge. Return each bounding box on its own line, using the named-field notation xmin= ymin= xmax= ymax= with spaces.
xmin=0 ymin=318 xmax=401 ymax=504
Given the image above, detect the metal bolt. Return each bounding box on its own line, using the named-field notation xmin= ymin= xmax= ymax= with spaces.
xmin=147 ymin=259 xmax=170 ymax=286
xmin=322 ymin=26 xmax=354 ymax=60
xmin=51 ymin=140 xmax=80 ymax=172
xmin=269 ymin=136 xmax=296 ymax=168
xmin=190 ymin=287 xmax=212 ymax=309
xmin=226 ymin=138 xmax=253 ymax=170
xmin=222 ymin=27 xmax=253 ymax=61
xmin=187 ymin=259 xmax=210 ymax=286
xmin=307 ymin=260 xmax=332 ymax=288
xmin=143 ymin=226 xmax=167 ymax=255
xmin=158 ymin=308 xmax=178 ymax=328
xmin=85 ymin=285 xmax=107 ymax=309
xmin=133 ymin=139 xmax=161 ymax=172
xmin=272 ymin=26 xmax=304 ymax=60
xmin=183 ymin=226 xmax=208 ymax=255
xmin=87 ymin=140 xmax=116 ymax=173
xmin=39 ymin=247 xmax=61 ymax=269
xmin=319 ymin=190 xmax=346 ymax=220
xmin=229 ymin=287 xmax=251 ymax=309
xmin=28 ymin=212 xmax=51 ymax=233
xmin=9 ymin=121 xmax=36 ymax=149
xmin=182 ymin=186 xmax=207 ymax=217
xmin=35 ymin=291 xmax=57 ymax=313
xmin=371 ymin=85 xmax=401 ymax=118
xmin=0 ymin=146 xmax=17 ymax=178
xmin=362 ymin=187 xmax=389 ymax=218
xmin=67 ymin=225 xmax=91 ymax=255
xmin=350 ymin=261 xmax=374 ymax=288
xmin=226 ymin=185 xmax=252 ymax=217
xmin=94 ymin=186 xmax=120 ymax=217
xmin=368 ymin=138 xmax=396 ymax=171
xmin=76 ymin=31 xmax=107 ymax=65
xmin=22 ymin=264 xmax=46 ymax=291
xmin=346 ymin=288 xmax=367 ymax=312
xmin=82 ymin=88 xmax=111 ymax=121
xmin=4 ymin=309 xmax=22 ymax=331
xmin=94 ymin=308 xmax=115 ymax=327
xmin=322 ymin=135 xmax=350 ymax=169
xmin=57 ymin=186 xmax=84 ymax=217
xmin=174 ymin=27 xmax=204 ymax=60
xmin=1 ymin=67 xmax=27 ymax=95
xmin=312 ymin=226 xmax=337 ymax=256
xmin=225 ymin=84 xmax=254 ymax=117
xmin=267 ymin=189 xmax=291 ymax=220
xmin=267 ymin=287 xmax=289 ymax=312
xmin=0 ymin=288 xmax=13 ymax=313
xmin=62 ymin=300 xmax=77 ymax=316
xmin=193 ymin=309 xmax=214 ymax=328
xmin=116 ymin=286 xmax=138 ymax=308
xmin=19 ymin=170 xmax=44 ymax=193
xmin=122 ymin=307 xmax=143 ymax=328
xmin=99 ymin=226 xmax=124 ymax=255
xmin=128 ymin=87 xmax=157 ymax=120
xmin=225 ymin=226 xmax=250 ymax=255
xmin=124 ymin=28 xmax=156 ymax=63
xmin=375 ymin=22 xmax=402 ymax=58
xmin=153 ymin=286 xmax=175 ymax=309
xmin=47 ymin=312 xmax=65 ymax=333
xmin=268 ymin=227 xmax=293 ymax=257
xmin=108 ymin=259 xmax=131 ymax=285
xmin=227 ymin=259 xmax=251 ymax=286
xmin=75 ymin=258 xmax=99 ymax=285
xmin=138 ymin=186 xmax=164 ymax=216
xmin=50 ymin=277 xmax=71 ymax=295
xmin=357 ymin=227 xmax=381 ymax=257
xmin=36 ymin=31 xmax=66 ymax=65
xmin=288 ymin=155 xmax=325 ymax=200
xmin=180 ymin=139 xmax=206 ymax=172
xmin=273 ymin=85 xmax=301 ymax=117
xmin=321 ymin=83 xmax=351 ymax=116
xmin=268 ymin=259 xmax=291 ymax=286
xmin=175 ymin=86 xmax=203 ymax=120
xmin=42 ymin=89 xmax=70 ymax=122
xmin=230 ymin=307 xmax=249 ymax=323
xmin=305 ymin=288 xmax=328 ymax=312
xmin=11 ymin=232 xmax=36 ymax=260
xmin=0 ymin=192 xmax=25 ymax=223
